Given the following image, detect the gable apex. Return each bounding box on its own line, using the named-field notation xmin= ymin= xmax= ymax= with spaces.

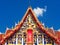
xmin=20 ymin=7 xmax=43 ymax=27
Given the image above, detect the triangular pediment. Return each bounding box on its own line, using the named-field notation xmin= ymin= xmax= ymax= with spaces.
xmin=18 ymin=7 xmax=43 ymax=31
xmin=20 ymin=7 xmax=42 ymax=26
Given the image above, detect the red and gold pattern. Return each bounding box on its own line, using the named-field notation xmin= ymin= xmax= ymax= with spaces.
xmin=26 ymin=29 xmax=33 ymax=43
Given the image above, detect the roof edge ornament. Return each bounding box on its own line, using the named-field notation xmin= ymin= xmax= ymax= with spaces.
xmin=15 ymin=22 xmax=17 ymax=26
xmin=6 ymin=27 xmax=9 ymax=30
xmin=28 ymin=0 xmax=31 ymax=8
xmin=0 ymin=32 xmax=3 ymax=34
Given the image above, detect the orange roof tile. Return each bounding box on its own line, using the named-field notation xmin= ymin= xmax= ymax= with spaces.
xmin=5 ymin=30 xmax=13 ymax=35
xmin=55 ymin=31 xmax=60 ymax=40
xmin=48 ymin=29 xmax=55 ymax=36
xmin=0 ymin=34 xmax=5 ymax=41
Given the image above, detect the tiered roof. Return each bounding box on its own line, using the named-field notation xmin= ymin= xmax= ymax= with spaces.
xmin=0 ymin=7 xmax=60 ymax=45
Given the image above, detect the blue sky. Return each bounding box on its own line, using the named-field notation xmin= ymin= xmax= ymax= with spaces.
xmin=0 ymin=0 xmax=60 ymax=33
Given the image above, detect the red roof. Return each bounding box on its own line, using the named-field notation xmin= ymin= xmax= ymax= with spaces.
xmin=55 ymin=31 xmax=60 ymax=40
xmin=0 ymin=7 xmax=60 ymax=44
xmin=0 ymin=34 xmax=5 ymax=41
xmin=5 ymin=30 xmax=13 ymax=35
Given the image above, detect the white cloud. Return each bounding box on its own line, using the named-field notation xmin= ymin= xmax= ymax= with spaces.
xmin=33 ymin=6 xmax=47 ymax=17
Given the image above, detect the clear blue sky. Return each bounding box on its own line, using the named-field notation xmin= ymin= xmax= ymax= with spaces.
xmin=0 ymin=0 xmax=60 ymax=33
